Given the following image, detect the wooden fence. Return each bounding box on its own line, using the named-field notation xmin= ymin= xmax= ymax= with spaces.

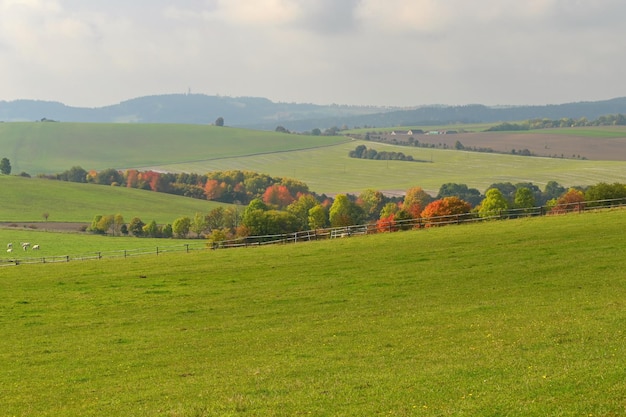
xmin=2 ymin=197 xmax=626 ymax=267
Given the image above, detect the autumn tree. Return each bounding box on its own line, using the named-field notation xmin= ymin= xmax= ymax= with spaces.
xmin=262 ymin=184 xmax=295 ymax=209
xmin=478 ymin=188 xmax=509 ymax=218
xmin=204 ymin=179 xmax=226 ymax=201
xmin=551 ymin=188 xmax=585 ymax=214
xmin=403 ymin=186 xmax=432 ymax=218
xmin=421 ymin=197 xmax=472 ymax=226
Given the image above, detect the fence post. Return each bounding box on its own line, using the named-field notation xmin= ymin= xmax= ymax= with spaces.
xmin=185 ymin=244 xmax=189 ymax=253
xmin=156 ymin=247 xmax=159 ymax=256
xmin=66 ymin=255 xmax=69 ymax=262
xmin=98 ymin=252 xmax=101 ymax=259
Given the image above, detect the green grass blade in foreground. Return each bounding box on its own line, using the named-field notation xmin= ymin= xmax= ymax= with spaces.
xmin=1 ymin=209 xmax=626 ymax=415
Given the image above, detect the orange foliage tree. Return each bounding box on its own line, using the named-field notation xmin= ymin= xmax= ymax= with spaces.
xmin=402 ymin=186 xmax=432 ymax=218
xmin=420 ymin=196 xmax=472 ymax=226
xmin=262 ymin=184 xmax=295 ymax=209
xmin=204 ymin=179 xmax=226 ymax=200
xmin=376 ymin=213 xmax=398 ymax=233
xmin=551 ymin=188 xmax=585 ymax=214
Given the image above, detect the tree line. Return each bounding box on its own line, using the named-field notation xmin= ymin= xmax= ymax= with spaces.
xmin=86 ymin=173 xmax=626 ymax=243
xmin=41 ymin=167 xmax=313 ymax=206
xmin=486 ymin=113 xmax=626 ymax=131
xmin=349 ymin=145 xmax=418 ymax=161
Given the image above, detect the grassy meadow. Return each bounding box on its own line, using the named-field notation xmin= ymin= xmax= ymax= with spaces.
xmin=0 ymin=122 xmax=348 ymax=175
xmin=159 ymin=140 xmax=626 ymax=195
xmin=1 ymin=209 xmax=626 ymax=415
xmin=3 ymin=122 xmax=626 ymax=197
xmin=0 ymin=175 xmax=229 ymax=223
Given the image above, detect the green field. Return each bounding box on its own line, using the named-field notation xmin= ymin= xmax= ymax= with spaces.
xmin=0 ymin=175 xmax=229 ymax=223
xmin=157 ymin=141 xmax=626 ymax=195
xmin=1 ymin=210 xmax=625 ymax=415
xmin=0 ymin=122 xmax=348 ymax=174
xmin=3 ymin=122 xmax=626 ymax=197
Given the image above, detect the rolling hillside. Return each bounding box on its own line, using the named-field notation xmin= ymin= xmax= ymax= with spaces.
xmin=1 ymin=210 xmax=625 ymax=415
xmin=0 ymin=175 xmax=227 ymax=223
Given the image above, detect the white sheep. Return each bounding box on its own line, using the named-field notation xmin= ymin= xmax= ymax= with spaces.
xmin=7 ymin=242 xmax=12 ymax=249
xmin=7 ymin=248 xmax=12 ymax=253
xmin=21 ymin=242 xmax=30 ymax=251
xmin=32 ymin=244 xmax=40 ymax=250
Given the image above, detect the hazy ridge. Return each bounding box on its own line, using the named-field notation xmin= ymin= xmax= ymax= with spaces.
xmin=2 ymin=94 xmax=626 ymax=131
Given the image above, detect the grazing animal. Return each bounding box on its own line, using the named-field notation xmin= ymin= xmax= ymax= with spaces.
xmin=7 ymin=248 xmax=12 ymax=253
xmin=7 ymin=242 xmax=12 ymax=249
xmin=32 ymin=244 xmax=40 ymax=250
xmin=21 ymin=242 xmax=30 ymax=251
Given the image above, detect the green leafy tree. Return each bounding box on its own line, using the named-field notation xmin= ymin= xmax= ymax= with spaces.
xmin=514 ymin=187 xmax=536 ymax=209
xmin=308 ymin=204 xmax=328 ymax=230
xmin=329 ymin=194 xmax=364 ymax=227
xmin=437 ymin=183 xmax=482 ymax=207
xmin=191 ymin=212 xmax=209 ymax=237
xmin=287 ymin=194 xmax=318 ymax=231
xmin=58 ymin=166 xmax=87 ymax=183
xmin=113 ymin=214 xmax=125 ymax=236
xmin=0 ymin=157 xmax=11 ymax=175
xmin=97 ymin=215 xmax=115 ymax=235
xmin=128 ymin=217 xmax=145 ymax=237
xmin=215 ymin=116 xmax=224 ymax=126
xmin=172 ymin=216 xmax=191 ymax=238
xmin=143 ymin=220 xmax=159 ymax=238
xmin=485 ymin=182 xmax=517 ymax=205
xmin=479 ymin=189 xmax=509 ymax=218
xmin=542 ymin=181 xmax=566 ymax=204
xmin=356 ymin=189 xmax=385 ymax=221
xmin=161 ymin=224 xmax=173 ymax=238
xmin=584 ymin=182 xmax=626 ymax=207
xmin=96 ymin=168 xmax=124 ymax=185
xmin=89 ymin=215 xmax=104 ymax=234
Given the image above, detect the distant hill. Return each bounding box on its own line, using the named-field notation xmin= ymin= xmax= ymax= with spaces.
xmin=2 ymin=94 xmax=626 ymax=131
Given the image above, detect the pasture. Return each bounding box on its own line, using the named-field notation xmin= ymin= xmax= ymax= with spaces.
xmin=0 ymin=122 xmax=348 ymax=175
xmin=2 ymin=122 xmax=626 ymax=197
xmin=1 ymin=209 xmax=626 ymax=415
xmin=0 ymin=175 xmax=229 ymax=223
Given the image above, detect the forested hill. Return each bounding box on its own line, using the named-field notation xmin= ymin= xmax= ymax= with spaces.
xmin=1 ymin=94 xmax=626 ymax=131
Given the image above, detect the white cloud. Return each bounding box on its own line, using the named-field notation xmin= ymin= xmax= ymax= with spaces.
xmin=0 ymin=0 xmax=625 ymax=107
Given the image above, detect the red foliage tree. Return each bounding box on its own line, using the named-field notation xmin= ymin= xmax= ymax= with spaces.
xmin=376 ymin=213 xmax=398 ymax=233
xmin=420 ymin=197 xmax=471 ymax=227
xmin=262 ymin=184 xmax=295 ymax=208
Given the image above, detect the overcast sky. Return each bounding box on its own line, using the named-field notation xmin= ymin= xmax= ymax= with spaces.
xmin=1 ymin=0 xmax=625 ymax=108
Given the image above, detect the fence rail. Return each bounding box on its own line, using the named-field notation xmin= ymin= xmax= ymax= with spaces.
xmin=2 ymin=197 xmax=626 ymax=267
